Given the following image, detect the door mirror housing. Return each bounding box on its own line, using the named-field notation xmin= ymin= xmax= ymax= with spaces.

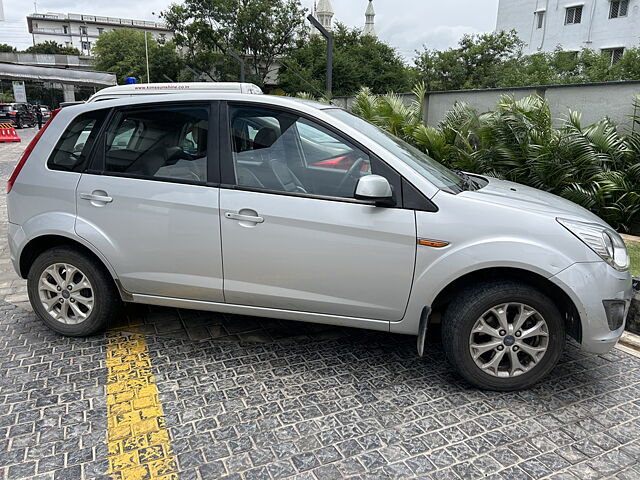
xmin=355 ymin=175 xmax=394 ymax=205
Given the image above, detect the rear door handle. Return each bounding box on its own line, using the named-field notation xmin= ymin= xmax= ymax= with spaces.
xmin=80 ymin=193 xmax=113 ymax=204
xmin=225 ymin=212 xmax=264 ymax=223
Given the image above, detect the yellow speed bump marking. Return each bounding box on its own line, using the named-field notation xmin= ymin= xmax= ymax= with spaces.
xmin=106 ymin=331 xmax=177 ymax=480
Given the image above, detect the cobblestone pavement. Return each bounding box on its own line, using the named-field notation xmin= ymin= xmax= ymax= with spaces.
xmin=1 ymin=128 xmax=640 ymax=480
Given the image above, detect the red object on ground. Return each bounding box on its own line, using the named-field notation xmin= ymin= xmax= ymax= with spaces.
xmin=0 ymin=123 xmax=21 ymax=143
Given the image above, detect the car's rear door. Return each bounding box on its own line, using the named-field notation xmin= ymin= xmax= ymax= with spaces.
xmin=74 ymin=102 xmax=225 ymax=301
xmin=219 ymin=102 xmax=416 ymax=321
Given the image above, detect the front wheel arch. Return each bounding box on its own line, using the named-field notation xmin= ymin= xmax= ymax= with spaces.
xmin=429 ymin=267 xmax=581 ymax=344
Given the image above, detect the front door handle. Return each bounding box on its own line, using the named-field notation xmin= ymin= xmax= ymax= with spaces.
xmin=80 ymin=192 xmax=113 ymax=204
xmin=225 ymin=212 xmax=264 ymax=224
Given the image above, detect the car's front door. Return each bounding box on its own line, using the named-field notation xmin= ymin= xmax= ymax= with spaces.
xmin=219 ymin=103 xmax=416 ymax=321
xmin=75 ymin=102 xmax=224 ymax=302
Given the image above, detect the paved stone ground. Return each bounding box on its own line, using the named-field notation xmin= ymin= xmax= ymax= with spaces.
xmin=1 ymin=128 xmax=640 ymax=479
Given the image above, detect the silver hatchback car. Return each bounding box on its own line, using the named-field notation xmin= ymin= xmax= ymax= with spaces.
xmin=7 ymin=93 xmax=634 ymax=390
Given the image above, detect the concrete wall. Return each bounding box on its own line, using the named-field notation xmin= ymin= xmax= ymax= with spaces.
xmin=425 ymin=87 xmax=541 ymax=127
xmin=333 ymin=81 xmax=640 ymax=131
xmin=497 ymin=0 xmax=640 ymax=55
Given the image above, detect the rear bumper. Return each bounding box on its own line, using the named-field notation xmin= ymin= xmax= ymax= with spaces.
xmin=7 ymin=222 xmax=25 ymax=278
xmin=550 ymin=262 xmax=633 ymax=354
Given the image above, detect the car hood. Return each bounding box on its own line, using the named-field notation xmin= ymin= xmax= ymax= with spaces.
xmin=463 ymin=176 xmax=608 ymax=226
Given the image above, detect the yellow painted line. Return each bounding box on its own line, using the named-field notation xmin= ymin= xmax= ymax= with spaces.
xmin=106 ymin=330 xmax=178 ymax=480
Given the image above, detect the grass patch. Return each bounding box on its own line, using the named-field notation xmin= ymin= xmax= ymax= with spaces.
xmin=627 ymin=241 xmax=640 ymax=277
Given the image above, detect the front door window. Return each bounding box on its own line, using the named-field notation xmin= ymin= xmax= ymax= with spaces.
xmin=229 ymin=105 xmax=375 ymax=199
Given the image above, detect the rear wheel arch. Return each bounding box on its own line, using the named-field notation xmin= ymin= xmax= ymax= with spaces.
xmin=19 ymin=234 xmax=118 ymax=283
xmin=430 ymin=267 xmax=582 ymax=344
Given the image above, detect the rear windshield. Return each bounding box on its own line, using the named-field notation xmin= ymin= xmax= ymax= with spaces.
xmin=48 ymin=110 xmax=108 ymax=172
xmin=0 ymin=105 xmax=13 ymax=112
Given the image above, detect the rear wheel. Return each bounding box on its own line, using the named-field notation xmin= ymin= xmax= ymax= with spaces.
xmin=27 ymin=247 xmax=121 ymax=336
xmin=441 ymin=280 xmax=565 ymax=391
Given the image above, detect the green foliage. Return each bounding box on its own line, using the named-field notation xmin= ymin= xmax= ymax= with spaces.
xmin=415 ymin=32 xmax=640 ymax=90
xmin=352 ymin=88 xmax=640 ymax=232
xmin=0 ymin=91 xmax=15 ymax=102
xmin=628 ymin=241 xmax=640 ymax=276
xmin=162 ymin=0 xmax=306 ymax=86
xmin=279 ymin=24 xmax=412 ymax=97
xmin=93 ymin=29 xmax=181 ymax=84
xmin=24 ymin=41 xmax=81 ymax=56
xmin=415 ymin=31 xmax=524 ymax=91
xmin=0 ymin=44 xmax=16 ymax=53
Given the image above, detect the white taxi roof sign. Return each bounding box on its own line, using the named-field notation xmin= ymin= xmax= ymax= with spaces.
xmin=88 ymin=82 xmax=263 ymax=102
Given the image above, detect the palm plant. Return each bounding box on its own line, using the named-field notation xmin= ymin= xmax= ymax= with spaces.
xmin=349 ymin=87 xmax=640 ymax=233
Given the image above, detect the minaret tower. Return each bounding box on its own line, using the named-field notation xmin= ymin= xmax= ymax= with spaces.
xmin=316 ymin=0 xmax=334 ymax=31
xmin=363 ymin=0 xmax=376 ymax=37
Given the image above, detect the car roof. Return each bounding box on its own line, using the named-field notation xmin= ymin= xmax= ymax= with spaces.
xmin=68 ymin=93 xmax=339 ymax=116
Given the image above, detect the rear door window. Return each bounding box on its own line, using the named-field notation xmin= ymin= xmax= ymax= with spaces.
xmin=48 ymin=110 xmax=108 ymax=172
xmin=103 ymin=104 xmax=210 ymax=183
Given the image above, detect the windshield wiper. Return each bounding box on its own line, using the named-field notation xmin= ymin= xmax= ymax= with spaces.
xmin=452 ymin=169 xmax=478 ymax=191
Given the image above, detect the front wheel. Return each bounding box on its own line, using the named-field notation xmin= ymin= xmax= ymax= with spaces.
xmin=27 ymin=247 xmax=122 ymax=336
xmin=441 ymin=280 xmax=565 ymax=391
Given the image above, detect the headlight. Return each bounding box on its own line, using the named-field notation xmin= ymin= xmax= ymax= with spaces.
xmin=557 ymin=218 xmax=629 ymax=271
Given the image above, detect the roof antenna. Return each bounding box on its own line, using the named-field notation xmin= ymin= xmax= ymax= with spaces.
xmin=34 ymin=0 xmax=38 ymax=13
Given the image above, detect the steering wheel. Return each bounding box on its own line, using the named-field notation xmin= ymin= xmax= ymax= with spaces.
xmin=336 ymin=158 xmax=365 ymax=196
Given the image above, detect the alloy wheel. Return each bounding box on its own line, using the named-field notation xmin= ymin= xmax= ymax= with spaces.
xmin=469 ymin=302 xmax=549 ymax=377
xmin=38 ymin=263 xmax=94 ymax=324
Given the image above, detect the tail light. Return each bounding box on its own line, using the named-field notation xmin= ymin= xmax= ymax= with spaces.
xmin=7 ymin=108 xmax=61 ymax=194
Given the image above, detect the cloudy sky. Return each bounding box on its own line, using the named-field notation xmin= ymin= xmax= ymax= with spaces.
xmin=1 ymin=0 xmax=499 ymax=62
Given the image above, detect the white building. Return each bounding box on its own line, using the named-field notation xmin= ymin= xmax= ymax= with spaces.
xmin=496 ymin=0 xmax=639 ymax=63
xmin=314 ymin=0 xmax=334 ymax=32
xmin=364 ymin=0 xmax=376 ymax=37
xmin=26 ymin=13 xmax=173 ymax=56
xmin=310 ymin=1 xmax=377 ymax=37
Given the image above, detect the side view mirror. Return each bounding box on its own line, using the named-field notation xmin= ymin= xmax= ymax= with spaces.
xmin=354 ymin=175 xmax=394 ymax=205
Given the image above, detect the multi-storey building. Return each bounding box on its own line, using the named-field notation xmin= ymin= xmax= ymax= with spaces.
xmin=496 ymin=0 xmax=639 ymax=63
xmin=26 ymin=12 xmax=173 ymax=56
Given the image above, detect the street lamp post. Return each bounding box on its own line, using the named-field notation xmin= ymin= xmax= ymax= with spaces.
xmin=307 ymin=14 xmax=333 ymax=97
xmin=144 ymin=31 xmax=150 ymax=83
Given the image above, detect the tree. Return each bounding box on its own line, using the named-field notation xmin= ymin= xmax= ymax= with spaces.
xmin=93 ymin=29 xmax=181 ymax=84
xmin=278 ymin=24 xmax=413 ymax=97
xmin=162 ymin=0 xmax=306 ymax=86
xmin=415 ymin=32 xmax=640 ymax=91
xmin=24 ymin=41 xmax=81 ymax=55
xmin=415 ymin=31 xmax=523 ymax=91
xmin=0 ymin=44 xmax=16 ymax=53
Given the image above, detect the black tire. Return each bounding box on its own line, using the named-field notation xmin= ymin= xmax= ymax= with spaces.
xmin=27 ymin=247 xmax=122 ymax=336
xmin=16 ymin=119 xmax=23 ymax=129
xmin=441 ymin=280 xmax=565 ymax=391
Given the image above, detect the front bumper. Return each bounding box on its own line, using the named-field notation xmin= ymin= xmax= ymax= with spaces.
xmin=550 ymin=262 xmax=633 ymax=354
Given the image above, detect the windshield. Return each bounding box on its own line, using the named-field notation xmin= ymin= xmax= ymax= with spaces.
xmin=0 ymin=105 xmax=13 ymax=112
xmin=325 ymin=108 xmax=466 ymax=193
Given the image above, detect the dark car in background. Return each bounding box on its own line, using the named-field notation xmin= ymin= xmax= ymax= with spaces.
xmin=0 ymin=103 xmax=37 ymax=128
xmin=40 ymin=106 xmax=52 ymax=120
